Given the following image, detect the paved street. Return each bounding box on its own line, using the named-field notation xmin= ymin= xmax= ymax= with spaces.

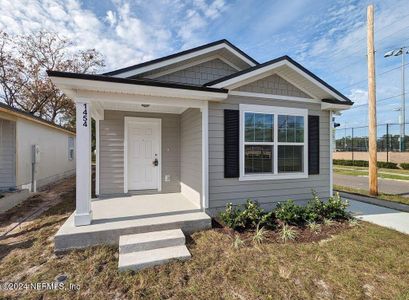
xmin=348 ymin=199 xmax=409 ymax=235
xmin=334 ymin=173 xmax=409 ymax=197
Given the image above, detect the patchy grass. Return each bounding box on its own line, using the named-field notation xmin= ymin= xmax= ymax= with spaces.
xmin=334 ymin=165 xmax=409 ymax=181
xmin=1 ymin=180 xmax=409 ymax=299
xmin=335 ymin=184 xmax=409 ymax=206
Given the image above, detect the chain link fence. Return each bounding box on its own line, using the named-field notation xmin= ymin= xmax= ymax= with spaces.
xmin=335 ymin=123 xmax=409 ymax=162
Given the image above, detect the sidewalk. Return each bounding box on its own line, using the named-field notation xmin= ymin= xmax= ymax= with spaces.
xmin=342 ymin=191 xmax=409 ymax=235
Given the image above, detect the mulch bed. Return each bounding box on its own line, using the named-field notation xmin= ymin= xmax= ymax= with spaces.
xmin=212 ymin=218 xmax=351 ymax=244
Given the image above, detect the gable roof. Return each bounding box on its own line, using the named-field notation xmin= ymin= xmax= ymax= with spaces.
xmin=103 ymin=39 xmax=259 ymax=77
xmin=205 ymin=55 xmax=353 ymax=105
xmin=0 ymin=102 xmax=75 ymax=135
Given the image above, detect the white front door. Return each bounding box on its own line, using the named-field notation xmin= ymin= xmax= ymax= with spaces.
xmin=127 ymin=118 xmax=161 ymax=190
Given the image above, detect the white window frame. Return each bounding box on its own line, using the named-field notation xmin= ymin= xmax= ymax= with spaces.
xmin=239 ymin=104 xmax=308 ymax=181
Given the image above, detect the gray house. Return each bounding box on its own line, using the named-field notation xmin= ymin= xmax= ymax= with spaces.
xmin=48 ymin=40 xmax=352 ymax=270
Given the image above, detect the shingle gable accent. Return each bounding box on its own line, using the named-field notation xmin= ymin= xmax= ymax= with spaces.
xmin=155 ymin=59 xmax=238 ymax=86
xmin=235 ymin=74 xmax=310 ymax=98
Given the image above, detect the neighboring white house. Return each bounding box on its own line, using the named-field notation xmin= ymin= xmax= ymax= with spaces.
xmin=48 ymin=39 xmax=353 ymax=270
xmin=0 ymin=102 xmax=76 ymax=192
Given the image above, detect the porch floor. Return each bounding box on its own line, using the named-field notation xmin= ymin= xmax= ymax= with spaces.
xmin=54 ymin=193 xmax=211 ymax=251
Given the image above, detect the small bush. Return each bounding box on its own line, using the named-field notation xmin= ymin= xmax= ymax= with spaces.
xmin=377 ymin=161 xmax=399 ymax=169
xmin=259 ymin=211 xmax=276 ymax=229
xmin=275 ymin=200 xmax=306 ymax=225
xmin=241 ymin=199 xmax=264 ymax=228
xmin=333 ymin=159 xmax=398 ymax=169
xmin=280 ymin=224 xmax=297 ymax=242
xmin=323 ymin=193 xmax=350 ymax=220
xmin=304 ymin=191 xmax=326 ymax=223
xmin=220 ymin=203 xmax=244 ymax=229
xmin=219 ymin=200 xmax=265 ymax=230
xmin=400 ymin=163 xmax=409 ymax=170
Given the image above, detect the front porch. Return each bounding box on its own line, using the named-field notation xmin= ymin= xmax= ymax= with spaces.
xmin=54 ymin=193 xmax=211 ymax=251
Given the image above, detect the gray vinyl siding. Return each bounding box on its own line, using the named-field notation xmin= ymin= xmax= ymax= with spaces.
xmin=0 ymin=118 xmax=16 ymax=190
xmin=99 ymin=110 xmax=181 ymax=195
xmin=237 ymin=74 xmax=310 ymax=98
xmin=207 ymin=95 xmax=330 ymax=213
xmin=155 ymin=59 xmax=237 ymax=85
xmin=0 ymin=119 xmax=16 ymax=190
xmin=180 ymin=108 xmax=202 ymax=195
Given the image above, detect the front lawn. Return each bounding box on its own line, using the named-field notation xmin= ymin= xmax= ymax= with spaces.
xmin=1 ymin=179 xmax=409 ymax=299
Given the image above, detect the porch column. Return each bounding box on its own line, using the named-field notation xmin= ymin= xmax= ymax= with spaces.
xmin=201 ymin=102 xmax=209 ymax=209
xmin=75 ymin=101 xmax=92 ymax=226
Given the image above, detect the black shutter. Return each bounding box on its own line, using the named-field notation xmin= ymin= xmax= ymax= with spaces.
xmin=224 ymin=109 xmax=240 ymax=178
xmin=308 ymin=115 xmax=320 ymax=175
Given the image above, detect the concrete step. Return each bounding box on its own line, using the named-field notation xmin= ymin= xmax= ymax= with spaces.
xmin=119 ymin=229 xmax=185 ymax=254
xmin=55 ymin=211 xmax=211 ymax=251
xmin=118 ymin=245 xmax=191 ymax=272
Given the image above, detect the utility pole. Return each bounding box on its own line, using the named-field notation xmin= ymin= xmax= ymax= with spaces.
xmin=367 ymin=4 xmax=378 ymax=195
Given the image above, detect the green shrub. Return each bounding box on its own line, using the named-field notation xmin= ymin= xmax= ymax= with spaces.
xmin=241 ymin=199 xmax=264 ymax=228
xmin=274 ymin=199 xmax=306 ymax=225
xmin=220 ymin=203 xmax=244 ymax=230
xmin=219 ymin=199 xmax=266 ymax=230
xmin=333 ymin=159 xmax=368 ymax=167
xmin=323 ymin=193 xmax=350 ymax=220
xmin=333 ymin=159 xmax=398 ymax=169
xmin=400 ymin=163 xmax=409 ymax=170
xmin=259 ymin=211 xmax=276 ymax=229
xmin=377 ymin=161 xmax=398 ymax=169
xmin=304 ymin=191 xmax=326 ymax=223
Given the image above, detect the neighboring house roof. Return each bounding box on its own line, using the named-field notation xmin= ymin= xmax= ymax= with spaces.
xmin=0 ymin=102 xmax=75 ymax=135
xmin=204 ymin=55 xmax=353 ymax=105
xmin=47 ymin=71 xmax=228 ymax=94
xmin=103 ymin=39 xmax=259 ymax=77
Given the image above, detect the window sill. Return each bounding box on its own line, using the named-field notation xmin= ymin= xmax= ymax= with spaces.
xmin=239 ymin=173 xmax=308 ymax=181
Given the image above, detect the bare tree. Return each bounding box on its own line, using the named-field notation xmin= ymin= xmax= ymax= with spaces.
xmin=0 ymin=31 xmax=105 ymax=128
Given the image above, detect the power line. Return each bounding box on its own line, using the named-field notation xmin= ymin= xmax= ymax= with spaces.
xmin=340 ymin=61 xmax=409 ymax=91
xmin=347 ymin=92 xmax=407 ymax=110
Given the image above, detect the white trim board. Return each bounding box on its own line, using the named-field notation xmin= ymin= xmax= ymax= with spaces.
xmin=124 ymin=117 xmax=162 ymax=193
xmin=229 ymin=91 xmax=320 ymax=104
xmin=201 ymin=102 xmax=209 ymax=209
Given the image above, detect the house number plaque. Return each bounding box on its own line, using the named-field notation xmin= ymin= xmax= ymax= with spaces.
xmin=82 ymin=103 xmax=88 ymax=127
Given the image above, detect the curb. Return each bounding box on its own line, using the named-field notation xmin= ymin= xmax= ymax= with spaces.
xmin=337 ymin=191 xmax=409 ymax=213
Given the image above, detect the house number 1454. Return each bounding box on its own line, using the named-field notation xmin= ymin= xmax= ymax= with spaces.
xmin=82 ymin=103 xmax=88 ymax=127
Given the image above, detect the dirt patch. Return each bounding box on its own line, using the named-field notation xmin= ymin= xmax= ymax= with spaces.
xmin=0 ymin=176 xmax=75 ymax=237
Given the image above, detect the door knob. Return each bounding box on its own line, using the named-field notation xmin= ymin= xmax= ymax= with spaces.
xmin=153 ymin=158 xmax=159 ymax=166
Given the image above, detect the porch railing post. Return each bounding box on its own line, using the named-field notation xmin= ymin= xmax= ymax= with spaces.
xmin=74 ymin=101 xmax=92 ymax=226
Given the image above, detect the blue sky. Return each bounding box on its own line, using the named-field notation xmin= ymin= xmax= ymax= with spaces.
xmin=1 ymin=0 xmax=409 ymax=130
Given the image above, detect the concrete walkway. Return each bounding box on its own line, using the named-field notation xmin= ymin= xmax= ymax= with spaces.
xmin=347 ymin=199 xmax=409 ymax=235
xmin=334 ymin=173 xmax=409 ymax=197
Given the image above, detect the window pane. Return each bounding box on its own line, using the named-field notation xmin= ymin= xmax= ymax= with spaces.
xmin=278 ymin=115 xmax=304 ymax=142
xmin=245 ymin=145 xmax=273 ymax=173
xmin=245 ymin=112 xmax=273 ymax=142
xmin=278 ymin=145 xmax=303 ymax=173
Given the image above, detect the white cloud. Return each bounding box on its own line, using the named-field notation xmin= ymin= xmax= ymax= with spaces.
xmin=105 ymin=10 xmax=117 ymax=27
xmin=348 ymin=89 xmax=368 ymax=106
xmin=0 ymin=0 xmax=227 ymax=71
